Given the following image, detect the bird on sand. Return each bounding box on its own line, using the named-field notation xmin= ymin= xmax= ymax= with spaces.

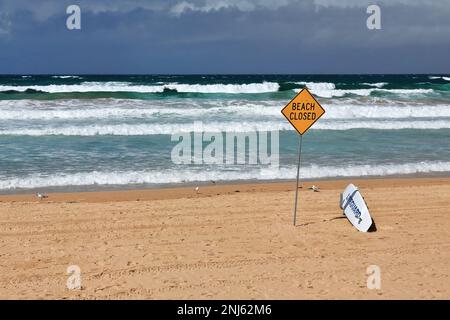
xmin=36 ymin=192 xmax=49 ymax=200
xmin=195 ymin=186 xmax=200 ymax=194
xmin=308 ymin=185 xmax=320 ymax=192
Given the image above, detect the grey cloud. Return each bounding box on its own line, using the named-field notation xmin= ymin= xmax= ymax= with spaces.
xmin=313 ymin=0 xmax=450 ymax=9
xmin=0 ymin=13 xmax=12 ymax=35
xmin=0 ymin=0 xmax=449 ymax=73
xmin=169 ymin=0 xmax=293 ymax=16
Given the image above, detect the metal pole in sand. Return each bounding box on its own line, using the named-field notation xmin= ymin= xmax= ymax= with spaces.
xmin=293 ymin=134 xmax=303 ymax=226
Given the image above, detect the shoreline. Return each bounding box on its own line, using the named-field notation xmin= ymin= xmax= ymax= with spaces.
xmin=1 ymin=175 xmax=450 ymax=203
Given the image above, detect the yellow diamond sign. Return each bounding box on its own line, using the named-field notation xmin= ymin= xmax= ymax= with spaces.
xmin=281 ymin=88 xmax=325 ymax=135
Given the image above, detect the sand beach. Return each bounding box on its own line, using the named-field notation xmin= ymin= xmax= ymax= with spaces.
xmin=0 ymin=177 xmax=449 ymax=299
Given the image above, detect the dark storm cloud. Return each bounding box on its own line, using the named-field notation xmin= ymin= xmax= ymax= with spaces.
xmin=0 ymin=0 xmax=449 ymax=73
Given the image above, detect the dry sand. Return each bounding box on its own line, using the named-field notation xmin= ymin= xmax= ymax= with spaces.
xmin=0 ymin=177 xmax=449 ymax=299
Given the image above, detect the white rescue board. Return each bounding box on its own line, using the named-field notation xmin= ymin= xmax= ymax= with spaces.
xmin=340 ymin=184 xmax=373 ymax=232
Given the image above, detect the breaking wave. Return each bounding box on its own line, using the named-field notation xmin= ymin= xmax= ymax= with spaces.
xmin=296 ymin=87 xmax=434 ymax=98
xmin=51 ymin=75 xmax=83 ymax=79
xmin=0 ymin=81 xmax=280 ymax=94
xmin=2 ymin=99 xmax=450 ymax=120
xmin=2 ymin=120 xmax=450 ymax=136
xmin=361 ymin=82 xmax=388 ymax=88
xmin=2 ymin=161 xmax=450 ymax=190
xmin=429 ymin=76 xmax=450 ymax=81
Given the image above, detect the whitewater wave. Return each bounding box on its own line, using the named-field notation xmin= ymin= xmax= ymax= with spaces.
xmin=51 ymin=75 xmax=82 ymax=79
xmin=2 ymin=99 xmax=450 ymax=121
xmin=299 ymin=87 xmax=434 ymax=98
xmin=322 ymin=104 xmax=450 ymax=119
xmin=361 ymin=82 xmax=388 ymax=88
xmin=167 ymin=82 xmax=280 ymax=93
xmin=428 ymin=76 xmax=450 ymax=81
xmin=0 ymin=80 xmax=441 ymax=97
xmin=0 ymin=81 xmax=280 ymax=94
xmin=293 ymin=82 xmax=336 ymax=91
xmin=291 ymin=82 xmax=435 ymax=97
xmin=0 ymin=99 xmax=282 ymax=120
xmin=305 ymin=120 xmax=450 ymax=131
xmin=2 ymin=161 xmax=450 ymax=189
xmin=0 ymin=122 xmax=291 ymax=136
xmin=1 ymin=120 xmax=450 ymax=136
xmin=296 ymin=81 xmax=432 ymax=90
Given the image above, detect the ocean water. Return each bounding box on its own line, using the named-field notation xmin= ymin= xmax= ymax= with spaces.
xmin=1 ymin=74 xmax=450 ymax=192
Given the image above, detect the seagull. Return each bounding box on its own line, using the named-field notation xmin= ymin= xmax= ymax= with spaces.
xmin=36 ymin=192 xmax=48 ymax=200
xmin=308 ymin=185 xmax=320 ymax=192
xmin=195 ymin=186 xmax=200 ymax=194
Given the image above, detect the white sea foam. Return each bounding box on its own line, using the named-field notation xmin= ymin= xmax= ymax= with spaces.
xmin=0 ymin=99 xmax=280 ymax=120
xmin=297 ymin=87 xmax=434 ymax=98
xmin=2 ymin=99 xmax=450 ymax=121
xmin=312 ymin=120 xmax=450 ymax=130
xmin=322 ymin=104 xmax=450 ymax=119
xmin=51 ymin=75 xmax=82 ymax=79
xmin=0 ymin=122 xmax=292 ymax=136
xmin=361 ymin=82 xmax=388 ymax=88
xmin=292 ymin=81 xmax=434 ymax=97
xmin=165 ymin=82 xmax=280 ymax=93
xmin=1 ymin=119 xmax=450 ymax=136
xmin=0 ymin=81 xmax=280 ymax=94
xmin=429 ymin=76 xmax=450 ymax=81
xmin=294 ymin=82 xmax=336 ymax=90
xmin=0 ymin=106 xmax=164 ymax=120
xmin=0 ymin=81 xmax=438 ymax=97
xmin=2 ymin=161 xmax=450 ymax=189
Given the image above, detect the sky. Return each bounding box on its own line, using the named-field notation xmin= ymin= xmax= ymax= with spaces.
xmin=0 ymin=0 xmax=449 ymax=74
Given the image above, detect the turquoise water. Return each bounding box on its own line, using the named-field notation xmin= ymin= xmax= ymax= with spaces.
xmin=0 ymin=74 xmax=450 ymax=192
